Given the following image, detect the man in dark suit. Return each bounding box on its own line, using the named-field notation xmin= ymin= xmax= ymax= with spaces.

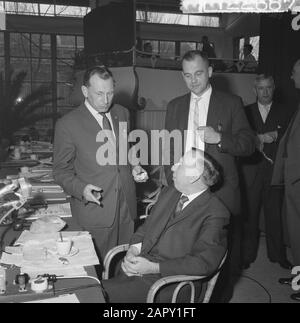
xmin=53 ymin=66 xmax=147 ymax=262
xmin=240 ymin=74 xmax=291 ymax=269
xmin=164 ymin=50 xmax=255 ymax=302
xmin=102 ymin=148 xmax=229 ymax=303
xmin=272 ymin=59 xmax=300 ymax=301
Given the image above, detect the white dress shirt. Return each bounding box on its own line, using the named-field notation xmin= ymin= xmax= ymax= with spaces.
xmin=258 ymin=102 xmax=272 ymax=123
xmin=185 ymin=85 xmax=212 ymax=153
xmin=84 ymin=99 xmax=116 ymax=138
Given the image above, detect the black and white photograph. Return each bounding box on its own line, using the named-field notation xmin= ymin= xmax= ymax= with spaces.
xmin=0 ymin=0 xmax=300 ymax=307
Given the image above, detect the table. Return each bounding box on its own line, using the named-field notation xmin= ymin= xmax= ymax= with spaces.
xmin=0 ymin=223 xmax=105 ymax=303
xmin=0 ymin=164 xmax=105 ymax=303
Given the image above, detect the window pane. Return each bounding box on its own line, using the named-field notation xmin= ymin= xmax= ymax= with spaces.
xmin=250 ymin=36 xmax=260 ymax=61
xmin=189 ymin=15 xmax=219 ymax=27
xmin=55 ymin=5 xmax=90 ymax=17
xmin=10 ymin=58 xmax=31 ymax=81
xmin=239 ymin=38 xmax=245 ymax=59
xmin=142 ymin=40 xmax=159 ymax=54
xmin=76 ymin=36 xmax=84 ymax=50
xmin=31 ymin=34 xmax=51 ymax=58
xmin=0 ymin=32 xmax=4 ymax=56
xmin=148 ymin=12 xmax=188 ymax=25
xmin=56 ymin=59 xmax=73 ymax=82
xmin=15 ymin=81 xmax=31 ymax=103
xmin=32 ymin=58 xmax=51 ymax=82
xmin=39 ymin=4 xmax=55 ymax=16
xmin=10 ymin=33 xmax=30 ymax=57
xmin=159 ymin=41 xmax=175 ymax=58
xmin=57 ymin=83 xmax=72 ymax=107
xmin=57 ymin=35 xmax=76 ymax=58
xmin=181 ymin=42 xmax=196 ymax=56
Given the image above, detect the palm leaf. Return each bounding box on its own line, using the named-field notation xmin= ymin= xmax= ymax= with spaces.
xmin=0 ymin=69 xmax=61 ymax=141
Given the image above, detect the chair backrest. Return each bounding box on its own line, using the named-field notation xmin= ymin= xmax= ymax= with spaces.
xmin=146 ymin=252 xmax=227 ymax=303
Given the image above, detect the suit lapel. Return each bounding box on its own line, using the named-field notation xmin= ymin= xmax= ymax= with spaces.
xmin=166 ymin=190 xmax=211 ymax=227
xmin=253 ymin=103 xmax=265 ymax=129
xmin=206 ymin=90 xmax=224 ymax=129
xmin=79 ymin=104 xmax=102 ymax=133
xmin=142 ymin=187 xmax=181 ymax=253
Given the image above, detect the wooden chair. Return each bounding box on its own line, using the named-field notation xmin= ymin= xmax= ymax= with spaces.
xmin=102 ymin=244 xmax=227 ymax=303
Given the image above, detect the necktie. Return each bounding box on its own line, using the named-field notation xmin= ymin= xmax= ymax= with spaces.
xmin=282 ymin=107 xmax=300 ymax=158
xmin=193 ymin=98 xmax=203 ymax=150
xmin=99 ymin=112 xmax=113 ymax=131
xmin=261 ymin=105 xmax=270 ymax=123
xmin=173 ymin=195 xmax=189 ymax=218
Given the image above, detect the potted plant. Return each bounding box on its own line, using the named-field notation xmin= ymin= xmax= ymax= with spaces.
xmin=0 ymin=70 xmax=59 ymax=161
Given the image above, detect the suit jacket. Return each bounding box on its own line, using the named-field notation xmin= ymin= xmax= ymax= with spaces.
xmin=164 ymin=89 xmax=255 ymax=215
xmin=130 ymin=186 xmax=229 ymax=277
xmin=272 ymin=104 xmax=300 ymax=187
xmin=53 ymin=103 xmax=137 ymax=228
xmin=241 ymin=102 xmax=289 ymax=187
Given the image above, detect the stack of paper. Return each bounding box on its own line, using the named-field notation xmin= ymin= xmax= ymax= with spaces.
xmin=25 ymin=203 xmax=72 ymax=220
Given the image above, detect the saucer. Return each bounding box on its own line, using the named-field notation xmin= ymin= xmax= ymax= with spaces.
xmin=59 ymin=246 xmax=79 ymax=257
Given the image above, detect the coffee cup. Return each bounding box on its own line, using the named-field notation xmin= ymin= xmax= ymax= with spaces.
xmin=56 ymin=238 xmax=72 ymax=256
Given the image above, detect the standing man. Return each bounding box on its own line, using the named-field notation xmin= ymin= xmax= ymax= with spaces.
xmin=240 ymin=74 xmax=291 ymax=269
xmin=53 ymin=66 xmax=146 ymax=262
xmin=164 ymin=50 xmax=256 ymax=302
xmin=272 ymin=59 xmax=300 ymax=301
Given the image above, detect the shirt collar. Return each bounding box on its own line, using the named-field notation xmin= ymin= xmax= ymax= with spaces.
xmin=258 ymin=101 xmax=272 ymax=111
xmin=191 ymin=84 xmax=212 ymax=101
xmin=84 ymin=99 xmax=100 ymax=118
xmin=182 ymin=188 xmax=208 ymax=204
xmin=84 ymin=99 xmax=111 ymax=118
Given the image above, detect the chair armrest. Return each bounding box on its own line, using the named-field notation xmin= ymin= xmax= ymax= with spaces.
xmin=102 ymin=244 xmax=129 ymax=280
xmin=146 ymin=275 xmax=205 ymax=303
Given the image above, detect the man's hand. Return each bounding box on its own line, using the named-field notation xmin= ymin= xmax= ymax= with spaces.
xmin=132 ymin=165 xmax=149 ymax=183
xmin=121 ymin=245 xmax=141 ymax=276
xmin=83 ymin=184 xmax=102 ymax=206
xmin=125 ymin=245 xmax=140 ymax=263
xmin=197 ymin=126 xmax=221 ymax=144
xmin=258 ymin=131 xmax=278 ymax=144
xmin=122 ymin=256 xmax=160 ymax=276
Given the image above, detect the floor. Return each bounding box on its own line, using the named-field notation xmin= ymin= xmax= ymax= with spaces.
xmin=230 ymin=236 xmax=296 ymax=303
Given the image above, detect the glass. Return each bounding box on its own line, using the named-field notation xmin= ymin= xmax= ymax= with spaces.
xmin=181 ymin=42 xmax=196 ymax=56
xmin=32 ymin=58 xmax=51 ymax=82
xmin=159 ymin=41 xmax=175 ymax=59
xmin=10 ymin=58 xmax=31 ymax=81
xmin=57 ymin=82 xmax=73 ymax=107
xmin=250 ymin=36 xmax=260 ymax=61
xmin=56 ymin=59 xmax=73 ymax=82
xmin=56 ymin=35 xmax=76 ymax=58
xmin=39 ymin=4 xmax=55 ymax=16
xmin=31 ymin=34 xmax=51 ymax=58
xmin=10 ymin=33 xmax=30 ymax=57
xmin=76 ymin=36 xmax=84 ymax=50
xmin=189 ymin=15 xmax=219 ymax=27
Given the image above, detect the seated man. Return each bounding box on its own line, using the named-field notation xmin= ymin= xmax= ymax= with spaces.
xmin=102 ymin=148 xmax=230 ymax=303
